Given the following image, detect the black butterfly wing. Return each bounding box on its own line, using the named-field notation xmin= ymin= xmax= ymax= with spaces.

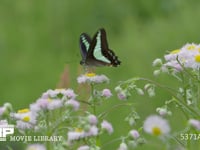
xmin=79 ymin=33 xmax=92 ymax=65
xmin=87 ymin=29 xmax=109 ymax=66
xmin=100 ymin=28 xmax=121 ymax=67
xmin=80 ymin=28 xmax=121 ymax=67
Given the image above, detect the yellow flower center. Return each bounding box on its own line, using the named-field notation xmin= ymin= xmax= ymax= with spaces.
xmin=85 ymin=73 xmax=96 ymax=77
xmin=18 ymin=108 xmax=29 ymax=113
xmin=75 ymin=128 xmax=83 ymax=133
xmin=170 ymin=49 xmax=180 ymax=54
xmin=55 ymin=88 xmax=65 ymax=92
xmin=47 ymin=98 xmax=52 ymax=102
xmin=195 ymin=54 xmax=200 ymax=63
xmin=187 ymin=45 xmax=196 ymax=50
xmin=152 ymin=126 xmax=162 ymax=136
xmin=23 ymin=116 xmax=30 ymax=122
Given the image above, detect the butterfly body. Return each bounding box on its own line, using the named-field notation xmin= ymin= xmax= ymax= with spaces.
xmin=79 ymin=28 xmax=121 ymax=67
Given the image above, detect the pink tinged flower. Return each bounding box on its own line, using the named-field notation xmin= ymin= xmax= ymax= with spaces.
xmin=65 ymin=99 xmax=80 ymax=111
xmin=101 ymin=120 xmax=113 ymax=134
xmin=41 ymin=89 xmax=57 ymax=98
xmin=164 ymin=49 xmax=180 ymax=61
xmin=77 ymin=75 xmax=87 ymax=83
xmin=162 ymin=43 xmax=200 ymax=71
xmin=30 ymin=103 xmax=42 ymax=113
xmin=88 ymin=114 xmax=98 ymax=125
xmin=101 ymin=89 xmax=112 ymax=98
xmin=26 ymin=144 xmax=46 ymax=150
xmin=77 ymin=73 xmax=109 ymax=84
xmin=0 ymin=120 xmax=8 ymax=125
xmin=188 ymin=119 xmax=200 ymax=130
xmin=67 ymin=126 xmax=98 ymax=141
xmin=77 ymin=145 xmax=90 ymax=150
xmin=47 ymin=99 xmax=63 ymax=110
xmin=129 ymin=130 xmax=140 ymax=139
xmin=62 ymin=89 xmax=77 ymax=99
xmin=0 ymin=107 xmax=6 ymax=116
xmin=164 ymin=61 xmax=183 ymax=72
xmin=143 ymin=115 xmax=170 ymax=136
xmin=84 ymin=125 xmax=98 ymax=137
xmin=117 ymin=91 xmax=127 ymax=100
xmin=16 ymin=120 xmax=35 ymax=130
xmin=35 ymin=98 xmax=50 ymax=109
xmin=67 ymin=129 xmax=84 ymax=141
xmin=93 ymin=74 xmax=109 ymax=83
xmin=31 ymin=98 xmax=63 ymax=111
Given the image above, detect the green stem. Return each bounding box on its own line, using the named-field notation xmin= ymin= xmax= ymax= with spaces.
xmin=98 ymin=103 xmax=133 ymax=119
xmin=180 ymin=71 xmax=187 ymax=104
xmin=176 ymin=57 xmax=198 ymax=82
xmin=138 ymin=78 xmax=200 ymax=118
xmin=90 ymin=83 xmax=100 ymax=146
xmin=45 ymin=110 xmax=51 ymax=150
xmin=197 ymin=68 xmax=200 ymax=108
xmin=90 ymin=83 xmax=96 ymax=115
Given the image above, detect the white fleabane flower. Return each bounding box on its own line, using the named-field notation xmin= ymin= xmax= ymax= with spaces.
xmin=16 ymin=120 xmax=34 ymax=130
xmin=67 ymin=126 xmax=98 ymax=142
xmin=101 ymin=120 xmax=113 ymax=134
xmin=67 ymin=128 xmax=84 ymax=141
xmin=47 ymin=99 xmax=63 ymax=110
xmin=11 ymin=108 xmax=37 ymax=130
xmin=0 ymin=106 xmax=6 ymax=116
xmin=88 ymin=114 xmax=98 ymax=125
xmin=41 ymin=88 xmax=77 ymax=99
xmin=11 ymin=109 xmax=37 ymax=124
xmin=32 ymin=98 xmax=50 ymax=110
xmin=77 ymin=145 xmax=90 ymax=150
xmin=41 ymin=89 xmax=57 ymax=98
xmin=188 ymin=119 xmax=200 ymax=130
xmin=30 ymin=98 xmax=63 ymax=112
xmin=0 ymin=120 xmax=8 ymax=125
xmin=26 ymin=144 xmax=46 ymax=150
xmin=65 ymin=99 xmax=80 ymax=111
xmin=84 ymin=125 xmax=98 ymax=137
xmin=101 ymin=88 xmax=112 ymax=98
xmin=164 ymin=49 xmax=180 ymax=62
xmin=162 ymin=43 xmax=200 ymax=71
xmin=143 ymin=115 xmax=170 ymax=136
xmin=77 ymin=73 xmax=109 ymax=84
xmin=189 ymin=54 xmax=200 ymax=69
xmin=62 ymin=88 xmax=77 ymax=99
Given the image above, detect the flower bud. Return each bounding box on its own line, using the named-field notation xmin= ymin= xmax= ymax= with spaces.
xmin=152 ymin=58 xmax=162 ymax=67
xmin=153 ymin=70 xmax=161 ymax=76
xmin=129 ymin=130 xmax=140 ymax=139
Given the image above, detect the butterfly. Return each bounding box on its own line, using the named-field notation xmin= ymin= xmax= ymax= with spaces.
xmin=79 ymin=28 xmax=121 ymax=67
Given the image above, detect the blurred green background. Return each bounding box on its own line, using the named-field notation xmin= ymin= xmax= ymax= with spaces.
xmin=1 ymin=0 xmax=200 ymax=149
